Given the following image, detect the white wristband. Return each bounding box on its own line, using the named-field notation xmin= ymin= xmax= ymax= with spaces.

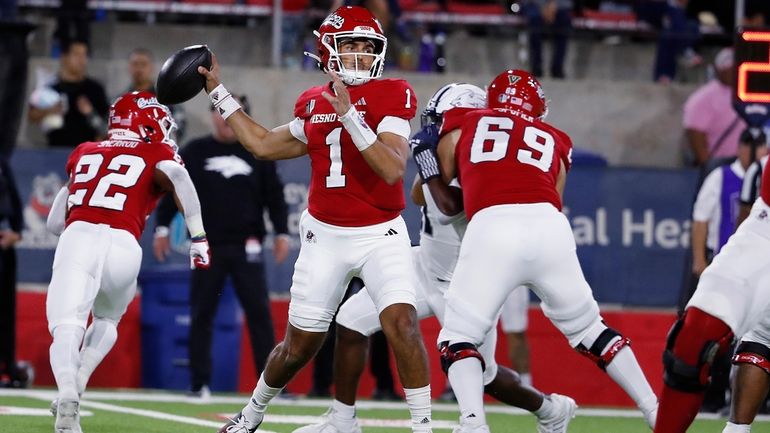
xmin=209 ymin=84 xmax=242 ymax=120
xmin=339 ymin=106 xmax=376 ymax=152
xmin=154 ymin=226 xmax=170 ymax=238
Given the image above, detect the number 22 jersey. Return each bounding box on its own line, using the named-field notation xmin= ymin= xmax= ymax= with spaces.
xmin=291 ymin=78 xmax=417 ymax=227
xmin=444 ymin=108 xmax=573 ymax=221
xmin=65 ymin=140 xmax=180 ymax=240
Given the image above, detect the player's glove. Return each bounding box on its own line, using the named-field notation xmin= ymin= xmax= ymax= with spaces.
xmin=410 ymin=124 xmax=441 ymax=182
xmin=190 ymin=235 xmax=211 ymax=270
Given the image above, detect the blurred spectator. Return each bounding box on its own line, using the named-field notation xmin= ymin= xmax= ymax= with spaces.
xmin=27 ymin=41 xmax=109 ymax=148
xmin=332 ymin=0 xmax=397 ymax=32
xmin=0 ymin=157 xmax=29 ymax=388
xmin=523 ymin=0 xmax=572 ymax=79
xmin=653 ymin=0 xmax=700 ymax=84
xmin=682 ymin=48 xmax=744 ymax=168
xmin=153 ymin=95 xmax=290 ymax=398
xmin=682 ymin=131 xmax=767 ymax=412
xmin=53 ymin=0 xmax=90 ymax=52
xmin=688 ymin=131 xmax=767 ymax=293
xmin=124 ymin=48 xmax=187 ymax=142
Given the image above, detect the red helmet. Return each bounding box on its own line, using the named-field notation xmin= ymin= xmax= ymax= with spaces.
xmin=487 ymin=69 xmax=548 ymax=120
xmin=306 ymin=6 xmax=387 ymax=86
xmin=108 ymin=91 xmax=178 ymax=150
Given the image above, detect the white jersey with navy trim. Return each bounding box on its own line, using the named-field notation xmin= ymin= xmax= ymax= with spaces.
xmin=741 ymin=155 xmax=768 ymax=205
xmin=418 ymin=183 xmax=467 ymax=282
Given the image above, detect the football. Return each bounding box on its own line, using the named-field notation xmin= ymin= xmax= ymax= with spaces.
xmin=156 ymin=44 xmax=212 ymax=105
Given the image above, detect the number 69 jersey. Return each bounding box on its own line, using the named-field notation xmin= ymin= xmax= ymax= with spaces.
xmin=446 ymin=108 xmax=572 ymax=221
xmin=292 ymin=78 xmax=417 ymax=227
xmin=65 ymin=140 xmax=179 ymax=240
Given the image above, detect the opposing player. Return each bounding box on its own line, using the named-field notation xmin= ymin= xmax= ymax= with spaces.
xmin=434 ymin=70 xmax=659 ymax=432
xmin=45 ymin=91 xmax=210 ymax=433
xmin=655 ymin=139 xmax=770 ymax=433
xmin=291 ymin=83 xmax=576 ymax=433
xmin=198 ymin=6 xmax=433 ymax=433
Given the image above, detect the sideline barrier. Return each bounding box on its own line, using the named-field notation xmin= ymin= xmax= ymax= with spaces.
xmin=13 ymin=148 xmax=697 ymax=307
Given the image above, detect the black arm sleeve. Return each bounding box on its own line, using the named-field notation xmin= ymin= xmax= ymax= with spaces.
xmin=1 ymin=159 xmax=24 ymax=233
xmin=261 ymin=161 xmax=289 ymax=235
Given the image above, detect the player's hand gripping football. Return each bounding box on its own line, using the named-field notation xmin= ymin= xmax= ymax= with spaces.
xmin=410 ymin=124 xmax=441 ymax=182
xmin=321 ymin=69 xmax=352 ymax=117
xmin=197 ymin=53 xmax=221 ymax=94
xmin=189 ymin=236 xmax=211 ymax=270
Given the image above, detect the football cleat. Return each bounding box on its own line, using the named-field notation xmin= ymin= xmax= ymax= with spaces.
xmin=54 ymin=399 xmax=82 ymax=433
xmin=452 ymin=416 xmax=490 ymax=433
xmin=292 ymin=408 xmax=362 ymax=433
xmin=218 ymin=411 xmax=263 ymax=433
xmin=536 ymin=394 xmax=577 ymax=433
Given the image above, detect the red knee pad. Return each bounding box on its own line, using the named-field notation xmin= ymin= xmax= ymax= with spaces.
xmin=439 ymin=341 xmax=486 ymax=375
xmin=733 ymin=341 xmax=770 ymax=376
xmin=662 ymin=307 xmax=734 ymax=392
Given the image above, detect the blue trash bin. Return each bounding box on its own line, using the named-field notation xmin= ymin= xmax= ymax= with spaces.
xmin=139 ymin=266 xmax=243 ymax=391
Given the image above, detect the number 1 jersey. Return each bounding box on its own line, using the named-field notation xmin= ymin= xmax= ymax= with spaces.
xmin=65 ymin=140 xmax=179 ymax=240
xmin=292 ymin=78 xmax=417 ymax=227
xmin=445 ymin=108 xmax=573 ymax=221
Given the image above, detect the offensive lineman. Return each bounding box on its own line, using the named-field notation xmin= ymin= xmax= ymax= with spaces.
xmin=434 ymin=69 xmax=659 ymax=432
xmin=292 ymin=83 xmax=576 ymax=433
xmin=45 ymin=91 xmax=211 ymax=433
xmin=199 ymin=6 xmax=433 ymax=433
xmin=656 ymin=138 xmax=770 ymax=433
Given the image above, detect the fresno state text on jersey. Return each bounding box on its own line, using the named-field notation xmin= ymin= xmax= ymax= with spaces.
xmin=65 ymin=140 xmax=179 ymax=239
xmin=451 ymin=108 xmax=572 ymax=220
xmin=294 ymin=78 xmax=416 ymax=227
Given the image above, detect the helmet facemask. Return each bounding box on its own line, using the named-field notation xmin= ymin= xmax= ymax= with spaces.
xmin=320 ymin=32 xmax=386 ymax=86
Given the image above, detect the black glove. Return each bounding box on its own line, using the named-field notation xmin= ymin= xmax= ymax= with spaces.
xmin=410 ymin=124 xmax=441 ymax=182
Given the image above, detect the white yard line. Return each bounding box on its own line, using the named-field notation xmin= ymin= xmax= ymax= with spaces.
xmin=0 ymin=388 xmax=765 ymax=422
xmin=240 ymin=413 xmax=456 ymax=429
xmin=0 ymin=406 xmax=93 ymax=417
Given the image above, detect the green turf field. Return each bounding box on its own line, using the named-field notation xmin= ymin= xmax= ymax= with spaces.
xmin=1 ymin=389 xmax=767 ymax=433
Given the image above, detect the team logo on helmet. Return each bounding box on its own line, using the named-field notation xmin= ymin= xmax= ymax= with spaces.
xmin=136 ymin=96 xmax=163 ymax=109
xmin=323 ymin=13 xmax=345 ymax=29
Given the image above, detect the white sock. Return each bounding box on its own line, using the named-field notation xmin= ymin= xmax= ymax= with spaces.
xmin=50 ymin=325 xmax=85 ymax=401
xmin=331 ymin=399 xmax=356 ymax=420
xmin=404 ymin=385 xmax=432 ymax=432
xmin=520 ymin=372 xmax=532 ymax=388
xmin=604 ymin=344 xmax=658 ymax=416
xmin=534 ymin=394 xmax=556 ymax=419
xmin=243 ymin=376 xmax=283 ymax=423
xmin=77 ymin=319 xmax=117 ymax=395
xmin=448 ymin=358 xmax=486 ymax=426
xmin=723 ymin=422 xmax=751 ymax=433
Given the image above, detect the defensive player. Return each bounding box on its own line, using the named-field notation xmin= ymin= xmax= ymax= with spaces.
xmin=292 ymin=83 xmax=576 ymax=433
xmin=199 ymin=6 xmax=433 ymax=433
xmin=656 ymin=142 xmax=770 ymax=433
xmin=434 ymin=69 xmax=659 ymax=432
xmin=45 ymin=91 xmax=210 ymax=433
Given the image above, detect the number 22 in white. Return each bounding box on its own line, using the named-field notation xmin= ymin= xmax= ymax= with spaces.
xmin=69 ymin=154 xmax=146 ymax=211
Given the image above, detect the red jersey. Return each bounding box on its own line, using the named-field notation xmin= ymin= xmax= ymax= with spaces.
xmin=294 ymin=78 xmax=417 ymax=227
xmin=447 ymin=108 xmax=572 ymax=221
xmin=761 ymin=160 xmax=770 ymax=205
xmin=65 ymin=139 xmax=179 ymax=240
